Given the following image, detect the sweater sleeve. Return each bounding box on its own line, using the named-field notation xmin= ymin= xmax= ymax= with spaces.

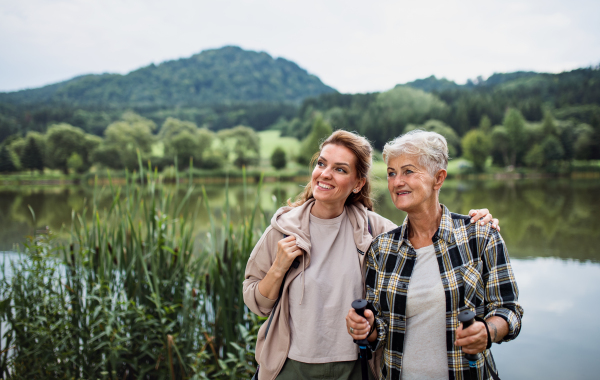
xmin=243 ymin=227 xmax=279 ymax=317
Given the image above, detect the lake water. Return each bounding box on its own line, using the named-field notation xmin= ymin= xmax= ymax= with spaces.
xmin=1 ymin=178 xmax=599 ymax=379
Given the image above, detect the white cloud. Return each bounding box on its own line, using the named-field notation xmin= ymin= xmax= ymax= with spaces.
xmin=0 ymin=0 xmax=598 ymax=93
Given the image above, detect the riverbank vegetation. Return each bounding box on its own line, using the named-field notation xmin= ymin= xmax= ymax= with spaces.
xmin=0 ymin=169 xmax=267 ymax=379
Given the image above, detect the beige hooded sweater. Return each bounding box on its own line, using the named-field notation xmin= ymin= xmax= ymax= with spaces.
xmin=243 ymin=199 xmax=397 ymax=380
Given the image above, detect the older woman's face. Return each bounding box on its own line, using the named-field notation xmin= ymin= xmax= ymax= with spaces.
xmin=387 ymin=154 xmax=438 ymax=213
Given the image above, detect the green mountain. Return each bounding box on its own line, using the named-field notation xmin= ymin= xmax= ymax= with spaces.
xmin=403 ymin=69 xmax=600 ymax=107
xmin=404 ymin=71 xmax=542 ymax=92
xmin=402 ymin=76 xmax=462 ymax=92
xmin=478 ymin=71 xmax=539 ymax=87
xmin=0 ymin=46 xmax=336 ymax=107
xmin=278 ymin=66 xmax=600 ymax=153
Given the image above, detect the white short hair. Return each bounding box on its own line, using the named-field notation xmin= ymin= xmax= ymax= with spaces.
xmin=382 ymin=130 xmax=449 ymax=176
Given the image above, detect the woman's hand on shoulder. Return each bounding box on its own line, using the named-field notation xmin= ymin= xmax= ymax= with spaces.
xmin=272 ymin=235 xmax=303 ymax=277
xmin=469 ymin=208 xmax=500 ymax=231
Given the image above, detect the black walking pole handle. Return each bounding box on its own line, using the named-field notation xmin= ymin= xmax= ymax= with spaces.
xmin=351 ymin=299 xmax=370 ymax=341
xmin=352 ymin=299 xmax=368 ymax=318
xmin=457 ymin=310 xmax=479 ymax=363
xmin=352 ymin=299 xmax=372 ymax=380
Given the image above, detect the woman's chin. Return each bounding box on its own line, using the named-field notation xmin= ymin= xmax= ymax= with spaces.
xmin=393 ymin=200 xmax=417 ymax=213
xmin=313 ymin=193 xmax=335 ymax=204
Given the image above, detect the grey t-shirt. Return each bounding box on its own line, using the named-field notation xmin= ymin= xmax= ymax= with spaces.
xmin=401 ymin=244 xmax=449 ymax=380
xmin=287 ymin=210 xmax=363 ymax=363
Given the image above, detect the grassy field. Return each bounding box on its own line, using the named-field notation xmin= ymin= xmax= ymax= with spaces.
xmin=258 ymin=130 xmax=301 ymax=159
xmin=257 ymin=130 xmax=306 ymax=172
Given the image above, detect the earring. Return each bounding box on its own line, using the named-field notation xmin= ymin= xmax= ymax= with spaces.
xmin=353 ymin=189 xmax=358 ymax=193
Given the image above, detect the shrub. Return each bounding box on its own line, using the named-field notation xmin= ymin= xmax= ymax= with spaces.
xmin=66 ymin=152 xmax=84 ymax=173
xmin=461 ymin=129 xmax=492 ymax=172
xmin=271 ymin=146 xmax=287 ymax=170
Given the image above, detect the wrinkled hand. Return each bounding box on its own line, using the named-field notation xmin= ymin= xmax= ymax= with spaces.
xmin=346 ymin=308 xmax=375 ymax=341
xmin=469 ymin=208 xmax=500 ymax=231
xmin=272 ymin=235 xmax=303 ymax=276
xmin=455 ymin=321 xmax=488 ymax=354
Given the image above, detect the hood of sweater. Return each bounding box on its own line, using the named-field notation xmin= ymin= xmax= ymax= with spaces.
xmin=269 ymin=198 xmax=375 ymax=304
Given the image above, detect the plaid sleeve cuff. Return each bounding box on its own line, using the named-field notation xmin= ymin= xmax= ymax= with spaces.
xmin=485 ymin=305 xmax=523 ymax=343
xmin=370 ymin=316 xmax=388 ymax=351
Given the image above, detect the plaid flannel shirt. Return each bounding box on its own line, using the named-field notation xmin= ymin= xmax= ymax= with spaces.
xmin=366 ymin=205 xmax=523 ymax=380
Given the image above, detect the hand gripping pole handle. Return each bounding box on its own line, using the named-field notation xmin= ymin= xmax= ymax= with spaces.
xmin=457 ymin=310 xmax=479 ymax=363
xmin=351 ymin=299 xmax=371 ymax=380
xmin=351 ymin=299 xmax=370 ymax=347
xmin=352 ymin=299 xmax=368 ymax=318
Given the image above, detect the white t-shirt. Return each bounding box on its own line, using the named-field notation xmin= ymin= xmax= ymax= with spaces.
xmin=401 ymin=244 xmax=449 ymax=380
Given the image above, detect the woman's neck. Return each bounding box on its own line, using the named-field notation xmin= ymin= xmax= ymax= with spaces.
xmin=310 ymin=200 xmax=344 ymax=219
xmin=407 ymin=202 xmax=443 ymax=249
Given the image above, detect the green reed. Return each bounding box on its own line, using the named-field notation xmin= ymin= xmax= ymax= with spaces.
xmin=0 ymin=161 xmax=267 ymax=379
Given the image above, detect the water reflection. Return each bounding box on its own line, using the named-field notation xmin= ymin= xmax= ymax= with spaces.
xmin=494 ymin=258 xmax=600 ymax=380
xmin=371 ymin=179 xmax=600 ymax=262
xmin=1 ymin=179 xmax=599 ymax=262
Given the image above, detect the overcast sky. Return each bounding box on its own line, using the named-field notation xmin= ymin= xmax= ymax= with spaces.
xmin=1 ymin=0 xmax=599 ymax=94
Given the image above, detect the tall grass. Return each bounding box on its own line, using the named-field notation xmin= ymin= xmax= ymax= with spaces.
xmin=0 ymin=164 xmax=267 ymax=379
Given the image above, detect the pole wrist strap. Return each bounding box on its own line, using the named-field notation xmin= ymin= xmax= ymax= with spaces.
xmin=474 ymin=316 xmax=492 ymax=350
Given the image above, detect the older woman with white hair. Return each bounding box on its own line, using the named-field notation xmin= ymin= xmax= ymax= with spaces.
xmin=345 ymin=130 xmax=523 ymax=380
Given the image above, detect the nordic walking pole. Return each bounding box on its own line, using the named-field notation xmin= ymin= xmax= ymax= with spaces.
xmin=457 ymin=310 xmax=479 ymax=380
xmin=352 ymin=299 xmax=372 ymax=380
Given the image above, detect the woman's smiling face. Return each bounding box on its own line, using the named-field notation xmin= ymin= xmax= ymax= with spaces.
xmin=387 ymin=154 xmax=440 ymax=213
xmin=311 ymin=144 xmax=365 ymax=211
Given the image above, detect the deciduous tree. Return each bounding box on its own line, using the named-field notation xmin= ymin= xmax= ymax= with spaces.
xmin=503 ymin=109 xmax=527 ymax=166
xmin=462 ymin=129 xmax=492 ymax=172
xmin=160 ymin=118 xmax=216 ymax=168
xmin=96 ymin=112 xmax=155 ymax=170
xmin=218 ymin=126 xmax=260 ymax=168
xmin=271 ymin=147 xmax=286 ymax=170
xmin=297 ymin=113 xmax=332 ymax=165
xmin=46 ymin=123 xmax=89 ymax=174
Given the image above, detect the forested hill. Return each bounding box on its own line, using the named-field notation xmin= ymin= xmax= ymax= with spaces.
xmin=404 ymin=71 xmax=540 ymax=92
xmin=0 ymin=46 xmax=335 ymax=107
xmin=403 ymin=68 xmax=600 ymax=107
xmin=278 ymin=66 xmax=600 ymax=155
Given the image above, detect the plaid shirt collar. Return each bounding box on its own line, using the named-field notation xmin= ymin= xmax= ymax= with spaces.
xmin=396 ymin=204 xmax=456 ymax=250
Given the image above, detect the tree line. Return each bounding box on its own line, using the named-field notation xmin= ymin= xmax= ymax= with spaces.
xmin=275 ymin=67 xmax=600 ymax=171
xmin=0 ymin=102 xmax=297 ymax=143
xmin=0 ymin=112 xmax=266 ymax=174
xmin=1 ymin=66 xmax=599 ymax=174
